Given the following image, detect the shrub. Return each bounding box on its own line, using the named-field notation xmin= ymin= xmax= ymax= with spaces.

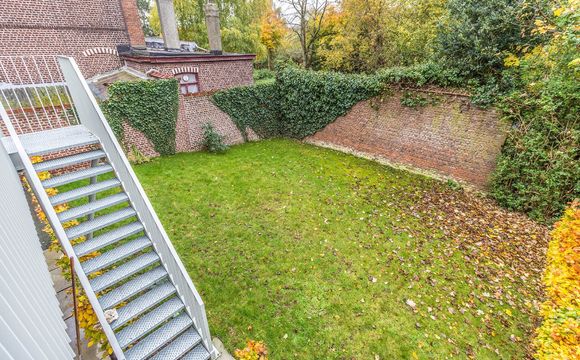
xmin=201 ymin=123 xmax=229 ymax=153
xmin=490 ymin=3 xmax=580 ymax=223
xmin=534 ymin=201 xmax=580 ymax=359
xmin=102 ymin=79 xmax=179 ymax=156
xmin=234 ymin=340 xmax=268 ymax=360
xmin=253 ymin=69 xmax=275 ymax=82
xmin=212 ymin=82 xmax=281 ymax=140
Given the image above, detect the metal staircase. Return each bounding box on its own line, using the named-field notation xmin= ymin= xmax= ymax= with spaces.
xmin=0 ymin=56 xmax=217 ymax=359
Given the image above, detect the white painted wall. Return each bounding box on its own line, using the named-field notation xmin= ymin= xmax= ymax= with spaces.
xmin=0 ymin=138 xmax=74 ymax=360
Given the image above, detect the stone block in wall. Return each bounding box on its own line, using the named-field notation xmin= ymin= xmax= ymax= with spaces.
xmin=306 ymin=91 xmax=510 ymax=188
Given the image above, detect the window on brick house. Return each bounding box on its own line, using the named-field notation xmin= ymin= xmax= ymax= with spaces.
xmin=176 ymin=73 xmax=199 ymax=95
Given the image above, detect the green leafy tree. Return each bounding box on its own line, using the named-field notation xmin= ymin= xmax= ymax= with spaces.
xmin=435 ymin=0 xmax=543 ymax=82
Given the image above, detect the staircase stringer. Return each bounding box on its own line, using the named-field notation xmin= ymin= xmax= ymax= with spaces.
xmin=57 ymin=56 xmax=218 ymax=359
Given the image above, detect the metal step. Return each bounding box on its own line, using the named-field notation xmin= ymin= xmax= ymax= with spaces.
xmin=49 ymin=178 xmax=121 ymax=206
xmin=42 ymin=164 xmax=113 ymax=188
xmin=149 ymin=328 xmax=204 ymax=360
xmin=65 ymin=207 xmax=136 ymax=240
xmin=117 ymin=298 xmax=186 ymax=348
xmin=74 ymin=222 xmax=144 ymax=257
xmin=99 ymin=266 xmax=168 ymax=310
xmin=1 ymin=125 xmax=99 ymax=156
xmin=124 ymin=313 xmax=193 ymax=360
xmin=111 ymin=282 xmax=177 ymax=331
xmin=181 ymin=345 xmax=211 ymax=360
xmin=58 ymin=193 xmax=129 ymax=223
xmin=33 ymin=150 xmax=106 ymax=172
xmin=90 ymin=251 xmax=160 ymax=293
xmin=82 ymin=236 xmax=152 ymax=275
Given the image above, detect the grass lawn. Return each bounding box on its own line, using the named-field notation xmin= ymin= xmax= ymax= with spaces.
xmin=132 ymin=139 xmax=548 ymax=359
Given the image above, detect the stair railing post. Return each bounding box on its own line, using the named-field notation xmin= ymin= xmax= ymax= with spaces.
xmin=86 ymin=158 xmax=99 ymax=239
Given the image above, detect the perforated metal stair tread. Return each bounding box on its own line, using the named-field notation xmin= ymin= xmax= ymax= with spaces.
xmin=1 ymin=125 xmax=99 ymax=156
xmin=58 ymin=193 xmax=129 ymax=222
xmin=149 ymin=328 xmax=204 ymax=360
xmin=90 ymin=251 xmax=160 ymax=293
xmin=124 ymin=313 xmax=193 ymax=360
xmin=49 ymin=178 xmax=121 ymax=205
xmin=181 ymin=345 xmax=211 ymax=360
xmin=42 ymin=164 xmax=113 ymax=188
xmin=65 ymin=207 xmax=136 ymax=239
xmin=99 ymin=266 xmax=167 ymax=310
xmin=33 ymin=150 xmax=106 ymax=172
xmin=111 ymin=282 xmax=176 ymax=331
xmin=82 ymin=236 xmax=152 ymax=275
xmin=74 ymin=221 xmax=144 ymax=257
xmin=117 ymin=297 xmax=186 ymax=348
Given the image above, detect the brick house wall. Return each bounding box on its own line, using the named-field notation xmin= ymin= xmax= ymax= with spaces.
xmin=0 ymin=0 xmax=130 ymax=79
xmin=0 ymin=106 xmax=73 ymax=136
xmin=306 ymin=91 xmax=509 ymax=187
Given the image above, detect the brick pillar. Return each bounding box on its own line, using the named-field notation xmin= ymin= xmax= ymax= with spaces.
xmin=156 ymin=0 xmax=181 ymax=50
xmin=120 ymin=0 xmax=146 ymax=49
xmin=205 ymin=1 xmax=222 ymax=55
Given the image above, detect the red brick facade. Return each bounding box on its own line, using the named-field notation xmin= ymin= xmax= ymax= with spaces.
xmin=306 ymin=91 xmax=509 ymax=187
xmin=0 ymin=0 xmax=129 ymax=78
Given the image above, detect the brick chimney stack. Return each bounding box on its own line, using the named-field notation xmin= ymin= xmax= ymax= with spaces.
xmin=155 ymin=0 xmax=181 ymax=50
xmin=205 ymin=1 xmax=223 ymax=55
xmin=120 ymin=0 xmax=146 ymax=49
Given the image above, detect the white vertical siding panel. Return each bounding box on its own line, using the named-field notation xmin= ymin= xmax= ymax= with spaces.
xmin=0 ymin=140 xmax=74 ymax=360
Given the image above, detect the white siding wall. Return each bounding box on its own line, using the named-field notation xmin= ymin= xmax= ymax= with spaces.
xmin=0 ymin=139 xmax=74 ymax=360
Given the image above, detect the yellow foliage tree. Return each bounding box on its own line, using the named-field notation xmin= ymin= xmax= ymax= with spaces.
xmin=259 ymin=10 xmax=286 ymax=69
xmin=534 ymin=200 xmax=580 ymax=359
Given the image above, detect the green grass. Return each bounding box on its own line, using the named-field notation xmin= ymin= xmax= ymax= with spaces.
xmin=130 ymin=139 xmax=535 ymax=359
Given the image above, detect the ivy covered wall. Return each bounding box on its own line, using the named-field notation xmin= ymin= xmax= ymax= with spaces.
xmin=102 ymin=79 xmax=179 ymax=156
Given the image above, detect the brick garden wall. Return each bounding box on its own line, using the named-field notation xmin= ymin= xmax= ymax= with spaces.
xmin=0 ymin=0 xmax=130 ymax=78
xmin=306 ymin=91 xmax=509 ymax=187
xmin=122 ymin=59 xmax=254 ymax=154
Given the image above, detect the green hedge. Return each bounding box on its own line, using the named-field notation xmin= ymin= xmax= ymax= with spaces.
xmin=102 ymin=79 xmax=179 ymax=155
xmin=276 ymin=68 xmax=382 ymax=138
xmin=213 ymin=67 xmax=382 ymax=139
xmin=212 ymin=82 xmax=281 ymax=140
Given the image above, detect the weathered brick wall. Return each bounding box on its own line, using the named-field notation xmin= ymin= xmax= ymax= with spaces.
xmin=181 ymin=96 xmax=245 ymax=151
xmin=306 ymin=91 xmax=509 ymax=187
xmin=125 ymin=59 xmax=254 ymax=92
xmin=0 ymin=0 xmax=131 ymax=78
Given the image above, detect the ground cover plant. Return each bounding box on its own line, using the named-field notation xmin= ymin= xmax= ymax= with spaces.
xmin=132 ymin=139 xmax=549 ymax=359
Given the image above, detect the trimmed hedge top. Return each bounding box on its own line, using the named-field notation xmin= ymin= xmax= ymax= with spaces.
xmin=102 ymin=79 xmax=179 ymax=156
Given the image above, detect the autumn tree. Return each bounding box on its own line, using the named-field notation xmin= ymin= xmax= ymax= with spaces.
xmin=317 ymin=0 xmax=447 ymax=72
xmin=280 ymin=0 xmax=330 ymax=68
xmin=260 ymin=10 xmax=286 ymax=69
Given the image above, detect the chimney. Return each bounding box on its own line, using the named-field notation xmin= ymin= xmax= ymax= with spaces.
xmin=155 ymin=0 xmax=181 ymax=50
xmin=120 ymin=0 xmax=146 ymax=49
xmin=205 ymin=1 xmax=222 ymax=55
